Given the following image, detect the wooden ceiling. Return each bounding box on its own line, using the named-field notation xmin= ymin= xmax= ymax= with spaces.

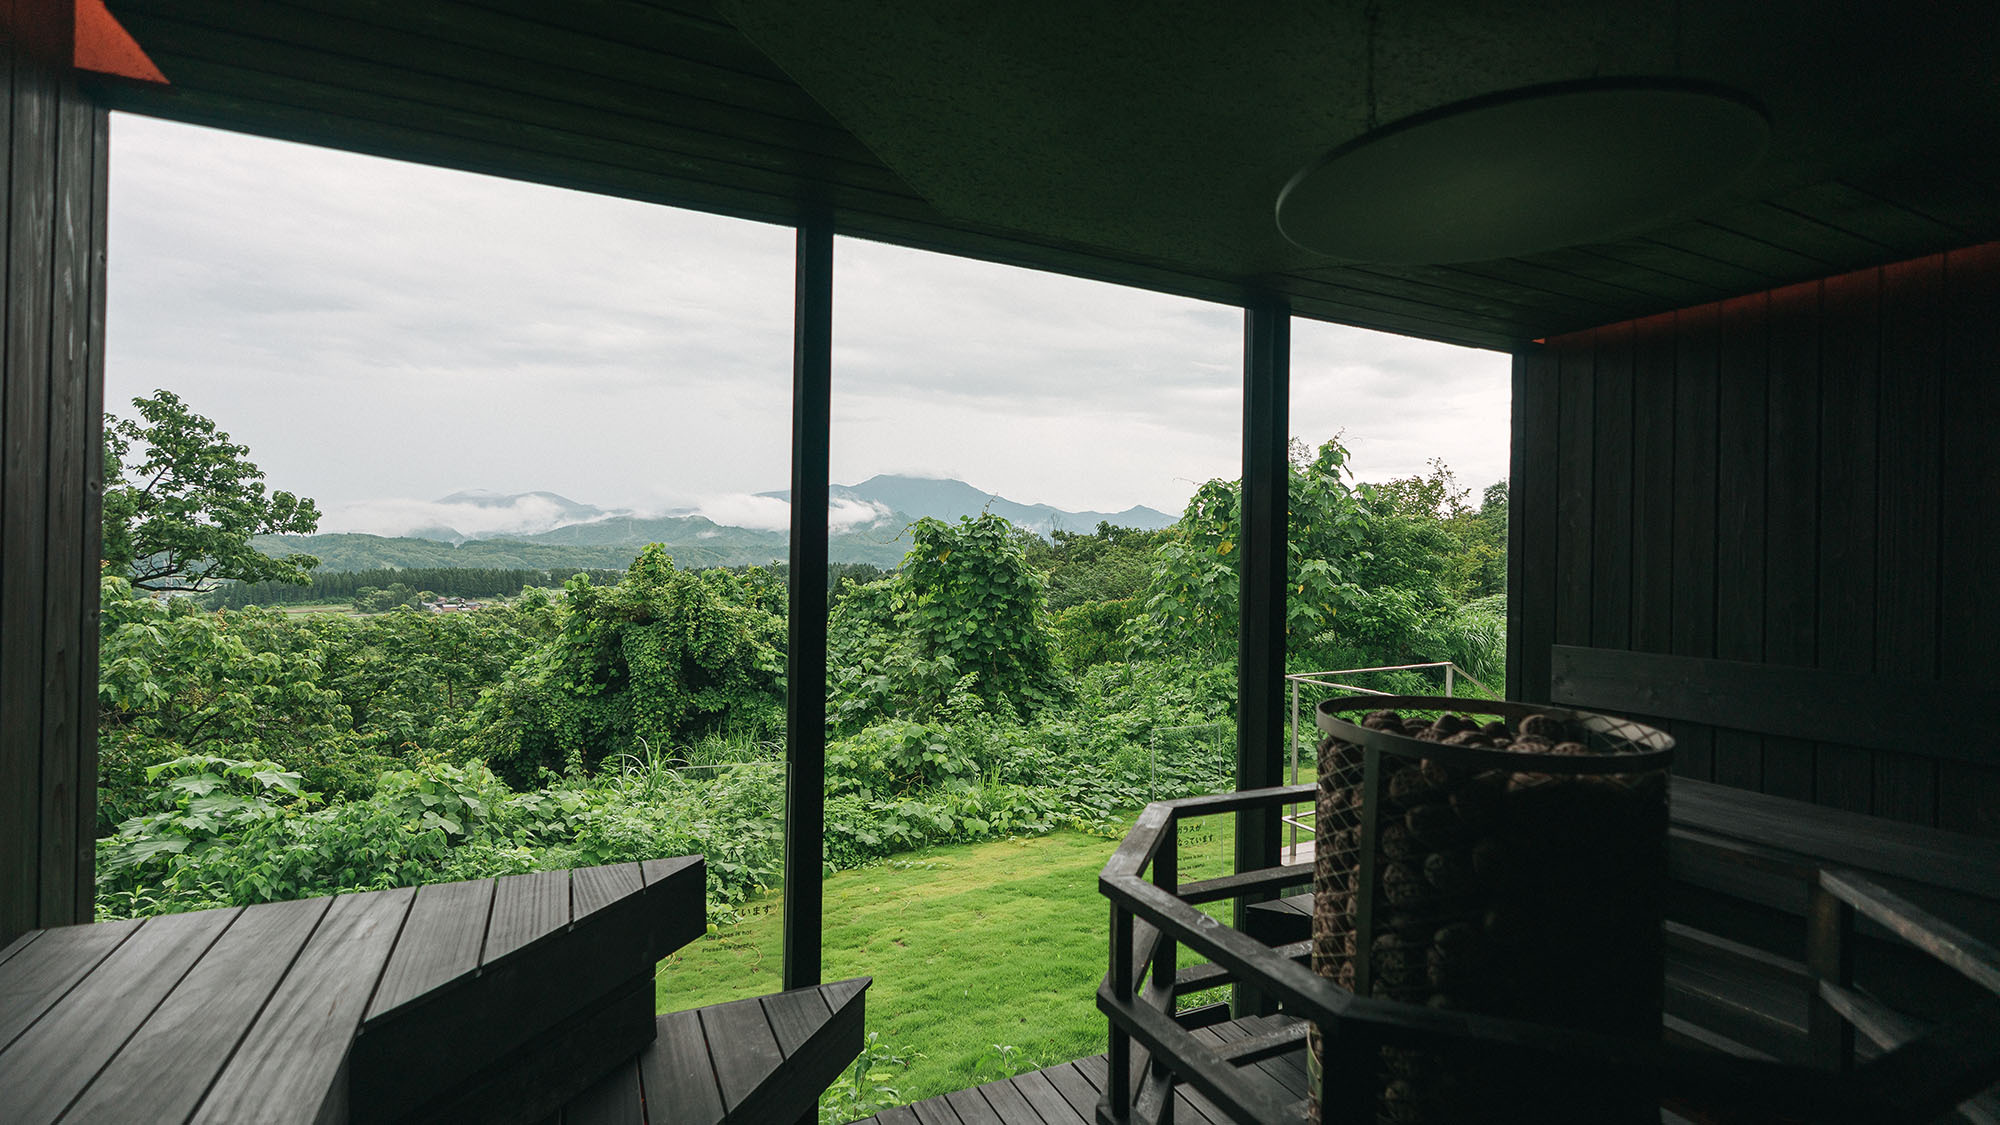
xmin=100 ymin=0 xmax=2000 ymax=351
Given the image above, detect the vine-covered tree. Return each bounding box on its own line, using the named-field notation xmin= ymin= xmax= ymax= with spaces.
xmin=899 ymin=514 xmax=1067 ymax=716
xmin=102 ymin=390 xmax=321 ymax=592
xmin=474 ymin=544 xmax=785 ymax=782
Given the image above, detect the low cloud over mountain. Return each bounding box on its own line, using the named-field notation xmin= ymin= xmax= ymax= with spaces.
xmin=320 ymin=491 xmax=623 ymax=542
xmin=323 ymin=477 xmax=1172 ymax=544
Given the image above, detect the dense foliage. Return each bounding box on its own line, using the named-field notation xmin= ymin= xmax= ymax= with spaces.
xmin=95 ymin=431 xmax=1506 ymax=934
xmin=474 ymin=546 xmax=787 ymax=783
xmin=202 ymin=565 xmax=627 ymax=609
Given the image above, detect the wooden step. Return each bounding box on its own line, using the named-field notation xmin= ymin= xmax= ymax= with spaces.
xmin=0 ymin=858 xmax=707 ymax=1125
xmin=556 ymin=978 xmax=871 ymax=1125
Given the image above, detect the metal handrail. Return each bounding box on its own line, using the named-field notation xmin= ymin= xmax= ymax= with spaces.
xmin=1097 ymin=786 xmax=2000 ymax=1125
xmin=1280 ymin=661 xmax=1492 ymax=860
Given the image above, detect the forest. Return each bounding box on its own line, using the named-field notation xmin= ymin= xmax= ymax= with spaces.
xmin=95 ymin=423 xmax=1506 ymax=925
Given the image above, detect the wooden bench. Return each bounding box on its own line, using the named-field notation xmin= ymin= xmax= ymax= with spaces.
xmin=1244 ymin=776 xmax=2000 ymax=1073
xmin=0 ymin=857 xmax=867 ymax=1125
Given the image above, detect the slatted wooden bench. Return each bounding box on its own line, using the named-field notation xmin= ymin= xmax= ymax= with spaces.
xmin=0 ymin=856 xmax=864 ymax=1125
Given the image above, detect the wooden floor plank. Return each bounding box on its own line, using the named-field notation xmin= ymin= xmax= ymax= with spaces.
xmin=62 ymin=896 xmax=330 ymax=1124
xmin=0 ymin=917 xmax=140 ymax=1051
xmin=366 ymin=876 xmax=495 ymax=1019
xmin=873 ymin=1107 xmax=923 ymax=1125
xmin=572 ymin=862 xmax=645 ymax=921
xmin=697 ymin=993 xmax=788 ymax=1112
xmin=944 ymin=1086 xmax=1004 ymax=1125
xmin=637 ymin=1007 xmax=724 ymax=1125
xmin=910 ymin=1094 xmax=963 ymax=1125
xmin=190 ymin=886 xmax=416 ymax=1125
xmin=761 ymin=985 xmax=835 ymax=1055
xmin=0 ymin=928 xmax=40 ymax=968
xmin=484 ymin=868 xmax=573 ymax=964
xmin=0 ymin=907 xmax=236 ymax=1125
xmin=1007 ymin=1069 xmax=1090 ymax=1125
xmin=1042 ymin=1060 xmax=1103 ymax=1119
xmin=564 ymin=1056 xmax=643 ymax=1125
xmin=973 ymin=1075 xmax=1055 ymax=1124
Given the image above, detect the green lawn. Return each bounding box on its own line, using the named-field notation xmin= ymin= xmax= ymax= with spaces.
xmin=654 ymin=812 xmax=1257 ymax=1108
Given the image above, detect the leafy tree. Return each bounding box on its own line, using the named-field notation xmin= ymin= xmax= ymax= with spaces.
xmin=103 ymin=390 xmax=320 ymax=591
xmin=1133 ymin=437 xmax=1373 ymax=661
xmin=474 ymin=544 xmax=785 ymax=783
xmin=898 ymin=514 xmax=1067 ymax=718
xmin=826 ymin=514 xmax=1070 ymax=729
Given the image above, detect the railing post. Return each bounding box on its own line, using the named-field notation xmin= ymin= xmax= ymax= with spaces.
xmin=1289 ymin=679 xmax=1302 ymax=861
xmin=1154 ymin=826 xmax=1178 ymax=1125
xmin=1808 ymin=877 xmax=1856 ymax=1072
xmin=1445 ymin=663 xmax=1455 ymax=698
xmin=1109 ymin=901 xmax=1134 ymax=1124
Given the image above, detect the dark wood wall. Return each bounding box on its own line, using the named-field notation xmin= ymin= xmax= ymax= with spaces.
xmin=0 ymin=9 xmax=110 ymax=941
xmin=1509 ymin=243 xmax=2000 ymax=838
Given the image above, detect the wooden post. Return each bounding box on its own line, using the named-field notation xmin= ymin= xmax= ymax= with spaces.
xmin=782 ymin=210 xmax=833 ymax=991
xmin=1153 ymin=828 xmax=1177 ymax=1125
xmin=1232 ymin=297 xmax=1289 ymax=1014
xmin=1108 ymin=901 xmax=1134 ymax=1124
xmin=0 ymin=5 xmax=111 ymax=944
xmin=1807 ymin=878 xmax=1856 ymax=1072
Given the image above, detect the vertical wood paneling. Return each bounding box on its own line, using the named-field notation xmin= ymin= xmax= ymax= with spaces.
xmin=1712 ymin=293 xmax=1769 ymax=791
xmin=38 ymin=80 xmax=95 ymax=922
xmin=1508 ymin=347 xmax=1559 ymax=703
xmin=1813 ymin=269 xmax=1880 ymax=813
xmin=1760 ymin=281 xmax=1821 ymax=801
xmin=2 ymin=48 xmax=58 ymax=944
xmin=1628 ymin=314 xmax=1676 ymax=658
xmin=1515 ymin=245 xmax=1996 ymax=835
xmin=0 ymin=20 xmax=21 ymax=944
xmin=0 ymin=30 xmax=109 ymax=939
xmin=1590 ymin=322 xmax=1634 ymax=651
xmin=1669 ymin=305 xmax=1718 ymax=781
xmin=1871 ymin=256 xmax=1943 ymax=825
xmin=1553 ymin=337 xmax=1595 ymax=649
xmin=1937 ymin=243 xmax=2000 ymax=837
xmin=74 ymin=107 xmax=105 ymax=920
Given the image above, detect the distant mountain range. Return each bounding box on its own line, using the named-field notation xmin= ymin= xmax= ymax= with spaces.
xmin=259 ymin=476 xmax=1179 ymax=573
xmin=763 ymin=475 xmax=1174 ymax=537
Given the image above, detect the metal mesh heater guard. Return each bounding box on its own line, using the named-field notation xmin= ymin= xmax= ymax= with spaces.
xmin=1308 ymin=695 xmax=1675 ymax=1124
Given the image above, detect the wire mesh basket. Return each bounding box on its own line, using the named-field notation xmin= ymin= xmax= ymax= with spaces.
xmin=1307 ymin=695 xmax=1675 ymax=1124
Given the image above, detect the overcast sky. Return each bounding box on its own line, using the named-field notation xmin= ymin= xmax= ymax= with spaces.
xmin=106 ymin=115 xmax=1511 ymax=536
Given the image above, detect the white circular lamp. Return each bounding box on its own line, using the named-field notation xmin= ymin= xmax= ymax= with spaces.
xmin=1275 ymin=79 xmax=1770 ymax=264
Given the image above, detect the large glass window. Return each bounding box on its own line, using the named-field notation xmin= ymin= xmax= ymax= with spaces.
xmin=99 ymin=117 xmax=795 ymax=1003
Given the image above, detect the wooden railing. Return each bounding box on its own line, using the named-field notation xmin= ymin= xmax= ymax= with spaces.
xmin=1098 ymin=785 xmax=2000 ymax=1124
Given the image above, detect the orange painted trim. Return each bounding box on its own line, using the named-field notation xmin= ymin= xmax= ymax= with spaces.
xmin=74 ymin=0 xmax=167 ymax=84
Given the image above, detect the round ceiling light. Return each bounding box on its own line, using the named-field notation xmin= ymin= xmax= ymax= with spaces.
xmin=1275 ymin=78 xmax=1769 ymax=264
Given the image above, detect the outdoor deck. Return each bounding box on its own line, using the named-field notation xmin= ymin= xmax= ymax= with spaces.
xmin=0 ymin=856 xmax=865 ymax=1125
xmin=850 ymin=1014 xmax=1308 ymax=1125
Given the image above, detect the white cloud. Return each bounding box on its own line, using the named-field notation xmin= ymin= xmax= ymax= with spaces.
xmin=689 ymin=493 xmax=892 ymax=533
xmin=320 ymin=494 xmax=610 ymax=539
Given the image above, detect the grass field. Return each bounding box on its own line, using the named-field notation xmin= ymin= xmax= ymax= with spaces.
xmin=654 ymin=811 xmax=1258 ymax=1109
